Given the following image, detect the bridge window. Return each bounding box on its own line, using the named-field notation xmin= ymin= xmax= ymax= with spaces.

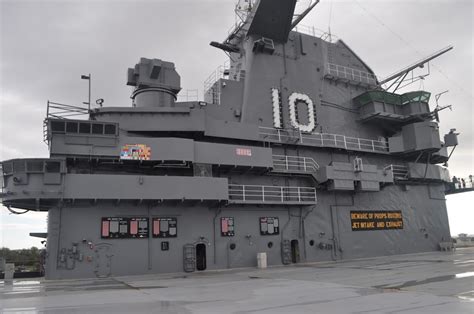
xmin=2 ymin=162 xmax=13 ymax=175
xmin=79 ymin=122 xmax=91 ymax=134
xmin=92 ymin=123 xmax=104 ymax=134
xmin=45 ymin=161 xmax=61 ymax=173
xmin=104 ymin=124 xmax=116 ymax=135
xmin=26 ymin=160 xmax=44 ymax=173
xmin=13 ymin=160 xmax=26 ymax=173
xmin=66 ymin=122 xmax=78 ymax=133
xmin=50 ymin=121 xmax=65 ymax=132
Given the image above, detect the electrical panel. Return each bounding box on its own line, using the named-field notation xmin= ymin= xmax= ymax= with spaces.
xmin=161 ymin=242 xmax=170 ymax=251
xmin=260 ymin=217 xmax=279 ymax=235
xmin=101 ymin=217 xmax=149 ymax=239
xmin=153 ymin=217 xmax=177 ymax=238
xmin=221 ymin=217 xmax=235 ymax=236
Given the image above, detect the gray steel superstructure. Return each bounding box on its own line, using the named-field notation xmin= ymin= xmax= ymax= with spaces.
xmin=0 ymin=0 xmax=465 ymax=279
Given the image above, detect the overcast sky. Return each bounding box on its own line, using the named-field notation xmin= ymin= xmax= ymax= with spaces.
xmin=1 ymin=0 xmax=473 ymax=249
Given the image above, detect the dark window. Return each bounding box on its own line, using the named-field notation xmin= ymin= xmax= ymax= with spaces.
xmin=104 ymin=124 xmax=116 ymax=135
xmin=267 ymin=242 xmax=273 ymax=249
xmin=45 ymin=161 xmax=61 ymax=173
xmin=193 ymin=163 xmax=212 ymax=177
xmin=2 ymin=162 xmax=13 ymax=175
xmin=50 ymin=121 xmax=65 ymax=132
xmin=229 ymin=243 xmax=236 ymax=250
xmin=27 ymin=160 xmax=44 ymax=173
xmin=79 ymin=123 xmax=91 ymax=134
xmin=66 ymin=122 xmax=78 ymax=133
xmin=13 ymin=160 xmax=26 ymax=173
xmin=91 ymin=123 xmax=103 ymax=134
xmin=221 ymin=217 xmax=234 ymax=236
xmin=259 ymin=217 xmax=280 ymax=235
xmin=153 ymin=218 xmax=177 ymax=238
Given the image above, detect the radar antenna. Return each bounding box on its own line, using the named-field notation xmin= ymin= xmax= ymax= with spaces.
xmin=432 ymin=90 xmax=451 ymax=123
xmin=379 ymin=45 xmax=453 ymax=93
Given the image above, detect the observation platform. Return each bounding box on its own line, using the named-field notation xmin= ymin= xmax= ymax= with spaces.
xmin=1 ymin=248 xmax=473 ymax=313
xmin=445 ymin=177 xmax=474 ymax=195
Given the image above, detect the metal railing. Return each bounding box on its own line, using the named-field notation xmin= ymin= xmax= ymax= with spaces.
xmin=204 ymin=60 xmax=231 ymax=92
xmin=272 ymin=155 xmax=320 ymax=173
xmin=44 ymin=101 xmax=91 ymax=145
xmin=326 ymin=63 xmax=378 ymax=86
xmin=293 ymin=24 xmax=337 ymax=43
xmin=229 ymin=184 xmax=317 ymax=204
xmin=451 ymin=177 xmax=473 ymax=190
xmin=384 ymin=164 xmax=409 ymax=180
xmin=46 ymin=101 xmax=90 ymax=119
xmin=259 ymin=127 xmax=388 ymax=153
xmin=177 ymin=89 xmax=199 ymax=102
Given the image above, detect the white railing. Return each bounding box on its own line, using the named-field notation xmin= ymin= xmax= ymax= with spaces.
xmin=177 ymin=89 xmax=199 ymax=102
xmin=229 ymin=184 xmax=317 ymax=204
xmin=259 ymin=127 xmax=388 ymax=153
xmin=384 ymin=164 xmax=408 ymax=180
xmin=293 ymin=25 xmax=337 ymax=43
xmin=203 ymin=60 xmax=231 ymax=92
xmin=272 ymin=155 xmax=320 ymax=173
xmin=326 ymin=63 xmax=378 ymax=86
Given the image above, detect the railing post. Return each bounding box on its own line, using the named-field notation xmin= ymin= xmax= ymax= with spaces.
xmin=299 ymin=130 xmax=303 ymax=143
xmin=372 ymin=141 xmax=375 ymax=151
xmin=262 ymin=186 xmax=265 ymax=202
xmin=278 ymin=129 xmax=282 ymax=142
xmin=344 ymin=136 xmax=347 ymax=149
xmin=298 ymin=188 xmax=301 ymax=202
xmin=358 ymin=138 xmax=361 ymax=150
xmin=281 ymin=187 xmax=284 ymax=203
xmin=285 ymin=155 xmax=289 ymax=170
xmin=242 ymin=185 xmax=246 ymax=202
xmin=303 ymin=158 xmax=307 ymax=172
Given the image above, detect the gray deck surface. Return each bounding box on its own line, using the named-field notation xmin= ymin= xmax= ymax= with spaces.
xmin=1 ymin=248 xmax=473 ymax=313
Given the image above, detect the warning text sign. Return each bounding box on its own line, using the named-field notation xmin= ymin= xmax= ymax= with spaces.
xmin=350 ymin=211 xmax=403 ymax=231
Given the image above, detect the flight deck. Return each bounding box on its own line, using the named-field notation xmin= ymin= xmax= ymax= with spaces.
xmin=1 ymin=247 xmax=473 ymax=313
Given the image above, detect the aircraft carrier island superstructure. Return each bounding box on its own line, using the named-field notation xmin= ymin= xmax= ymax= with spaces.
xmin=1 ymin=0 xmax=467 ymax=279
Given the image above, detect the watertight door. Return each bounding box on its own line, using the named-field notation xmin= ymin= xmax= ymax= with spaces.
xmin=183 ymin=244 xmax=196 ymax=272
xmin=291 ymin=240 xmax=300 ymax=263
xmin=195 ymin=243 xmax=207 ymax=271
xmin=94 ymin=244 xmax=112 ymax=278
xmin=281 ymin=239 xmax=292 ymax=265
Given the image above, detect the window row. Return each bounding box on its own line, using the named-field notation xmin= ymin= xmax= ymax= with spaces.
xmin=2 ymin=159 xmax=62 ymax=175
xmin=50 ymin=120 xmax=117 ymax=136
